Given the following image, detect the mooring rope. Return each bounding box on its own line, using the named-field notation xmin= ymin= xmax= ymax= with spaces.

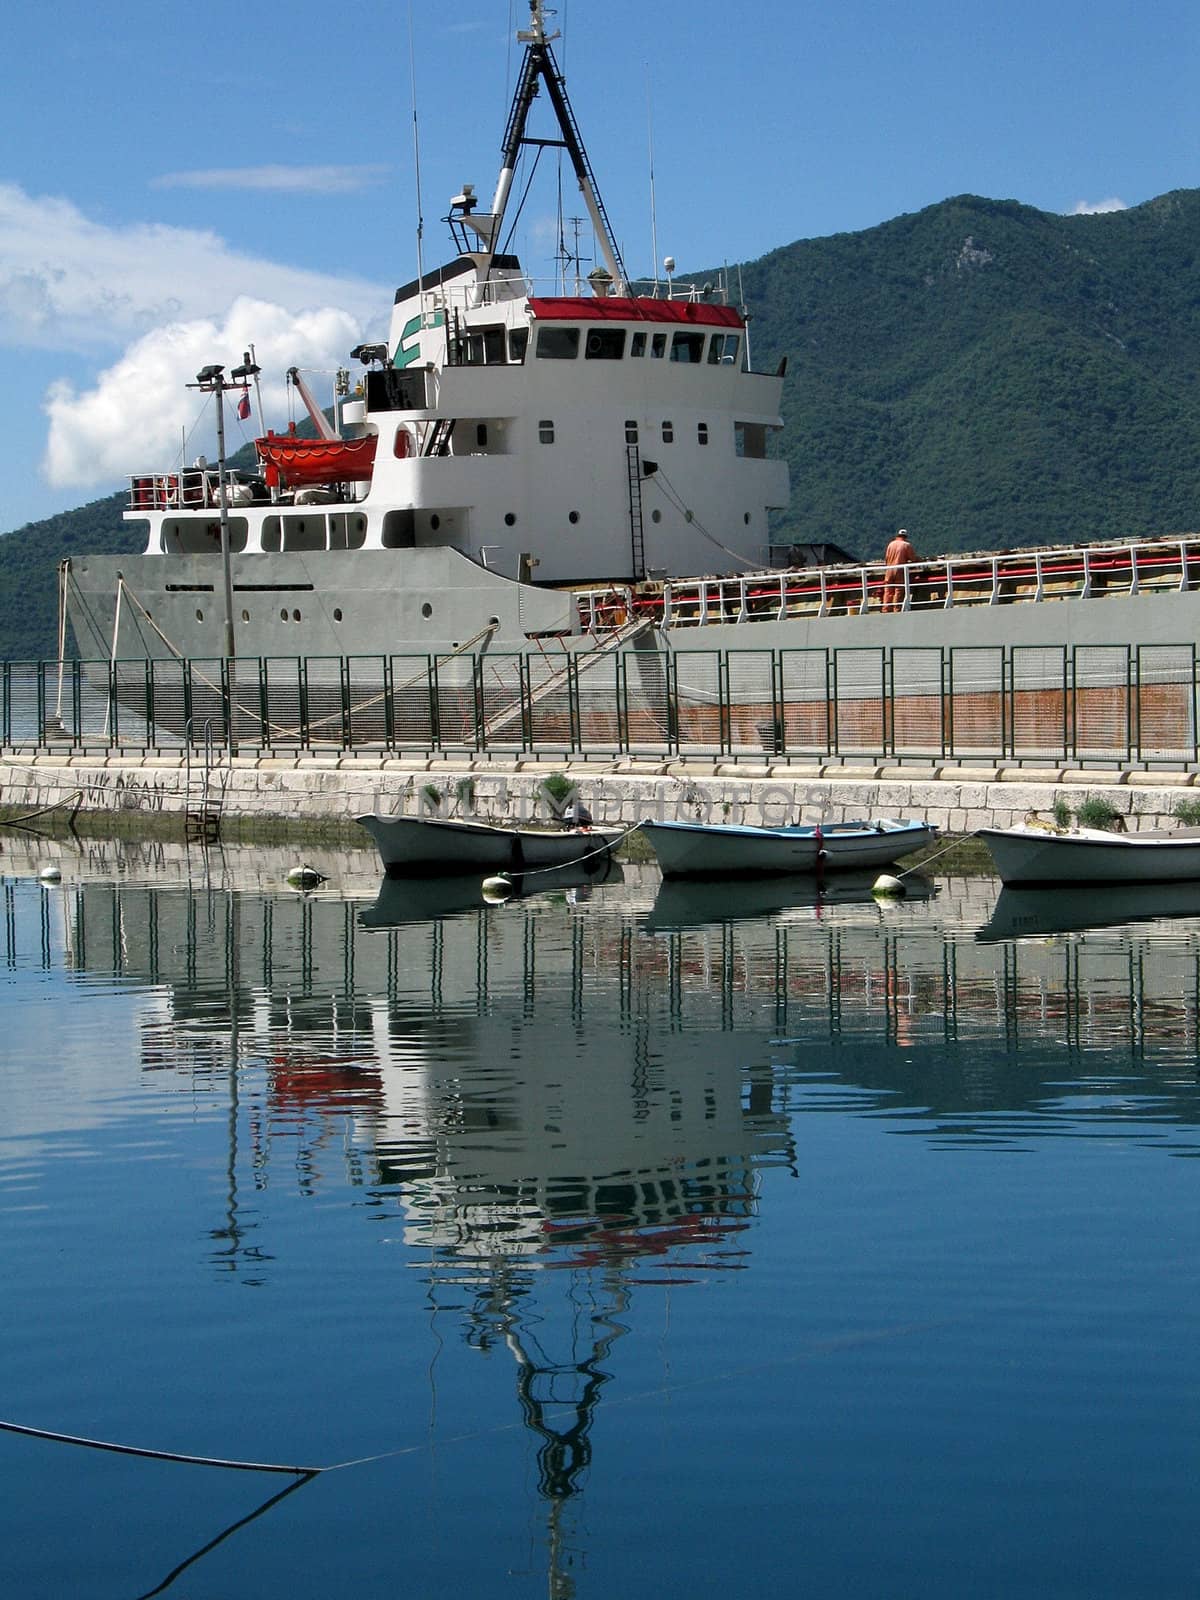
xmin=0 ymin=1417 xmax=318 ymax=1475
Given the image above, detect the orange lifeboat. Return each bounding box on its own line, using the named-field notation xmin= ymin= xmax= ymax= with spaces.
xmin=255 ymin=427 xmax=378 ymax=490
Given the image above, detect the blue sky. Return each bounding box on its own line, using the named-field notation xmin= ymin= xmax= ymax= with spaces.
xmin=1 ymin=0 xmax=1197 ymax=533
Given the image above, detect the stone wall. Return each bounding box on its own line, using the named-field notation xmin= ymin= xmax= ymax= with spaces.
xmin=3 ymin=750 xmax=1197 ymax=838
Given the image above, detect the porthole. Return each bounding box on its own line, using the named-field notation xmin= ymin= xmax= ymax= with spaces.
xmin=421 ymin=602 xmax=433 ymax=619
xmin=333 ymin=608 xmax=343 ymax=622
xmin=743 ymin=513 xmax=751 ymax=525
xmin=241 ymin=609 xmax=250 ymax=622
xmin=651 ymin=509 xmax=663 ymax=524
xmin=280 ymin=608 xmax=288 ymax=621
xmin=195 ymin=609 xmax=204 ymax=622
xmin=292 ymin=609 xmax=301 ymax=622
xmin=569 ymin=511 xmax=580 ymax=524
xmin=504 ymin=512 xmax=516 ymax=526
xmin=430 ymin=514 xmax=441 ymax=531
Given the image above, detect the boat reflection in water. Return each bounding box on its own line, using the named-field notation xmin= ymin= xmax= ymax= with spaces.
xmin=643 ymin=868 xmax=936 ymax=931
xmin=16 ymin=842 xmax=1200 ymax=1589
xmin=979 ymin=878 xmax=1200 ymax=942
xmin=359 ymin=856 xmax=624 ymax=928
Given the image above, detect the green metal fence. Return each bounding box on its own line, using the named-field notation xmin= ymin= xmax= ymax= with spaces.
xmin=3 ymin=642 xmax=1197 ymax=767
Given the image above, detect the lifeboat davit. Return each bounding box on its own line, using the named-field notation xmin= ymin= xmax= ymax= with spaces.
xmin=255 ymin=427 xmax=378 ymax=490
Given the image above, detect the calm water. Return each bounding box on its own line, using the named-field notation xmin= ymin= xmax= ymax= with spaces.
xmin=1 ymin=837 xmax=1198 ymax=1599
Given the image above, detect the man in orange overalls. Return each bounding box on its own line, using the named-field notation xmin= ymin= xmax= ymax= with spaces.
xmin=882 ymin=528 xmax=917 ymax=612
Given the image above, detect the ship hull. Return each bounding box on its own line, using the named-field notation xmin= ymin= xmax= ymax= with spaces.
xmin=65 ymin=548 xmax=1200 ymax=664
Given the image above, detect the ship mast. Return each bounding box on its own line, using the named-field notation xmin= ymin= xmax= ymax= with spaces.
xmin=456 ymin=0 xmax=627 ymax=292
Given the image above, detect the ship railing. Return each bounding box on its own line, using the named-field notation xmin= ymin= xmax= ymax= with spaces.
xmin=574 ymin=535 xmax=1200 ymax=632
xmin=128 ymin=470 xmax=264 ymax=513
xmin=419 ymin=274 xmax=727 ymax=319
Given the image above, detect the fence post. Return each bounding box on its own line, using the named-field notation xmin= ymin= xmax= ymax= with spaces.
xmin=143 ymin=660 xmax=154 ymax=748
xmin=383 ymin=656 xmax=395 ymax=750
xmin=428 ymin=656 xmax=441 ymax=750
xmin=667 ymin=654 xmax=679 ymax=754
xmin=339 ymin=658 xmax=352 ymax=749
xmin=771 ymin=650 xmax=785 ymax=756
xmin=1002 ymin=648 xmax=1011 ymax=760
xmin=107 ymin=659 xmax=119 ymax=748
xmin=299 ymin=658 xmax=311 ymax=747
xmin=617 ymin=652 xmax=630 ymax=753
xmin=827 ymin=650 xmax=837 ymax=757
xmin=472 ymin=655 xmax=486 ymax=752
xmin=883 ymin=649 xmax=893 ymax=759
xmin=719 ymin=652 xmax=731 ymax=755
xmin=256 ymin=657 xmax=269 ymax=750
xmin=520 ymin=654 xmax=532 ymax=752
xmin=568 ymin=654 xmax=581 ymax=752
xmin=219 ymin=657 xmax=232 ymax=749
xmin=182 ymin=660 xmax=194 ymax=746
xmin=942 ymin=649 xmax=952 ymax=761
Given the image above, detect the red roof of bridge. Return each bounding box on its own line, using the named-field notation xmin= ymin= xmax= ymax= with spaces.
xmin=527 ymin=296 xmax=743 ymax=327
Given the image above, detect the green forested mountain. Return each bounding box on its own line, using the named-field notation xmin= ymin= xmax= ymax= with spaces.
xmin=0 ymin=492 xmax=132 ymax=662
xmin=735 ymin=188 xmax=1200 ymax=556
xmin=4 ymin=187 xmax=1200 ymax=657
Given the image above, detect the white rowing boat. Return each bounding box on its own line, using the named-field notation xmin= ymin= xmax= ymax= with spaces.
xmin=978 ymin=823 xmax=1200 ymax=886
xmin=639 ymin=817 xmax=937 ymax=879
xmin=357 ymin=814 xmax=621 ymax=876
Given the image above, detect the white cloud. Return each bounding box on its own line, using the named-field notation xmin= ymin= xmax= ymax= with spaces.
xmin=1070 ymin=197 xmax=1127 ymax=215
xmin=151 ymin=164 xmax=388 ymax=194
xmin=0 ymin=181 xmax=383 ymax=351
xmin=43 ymin=298 xmax=366 ymax=487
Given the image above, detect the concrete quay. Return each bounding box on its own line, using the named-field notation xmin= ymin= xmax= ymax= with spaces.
xmin=2 ymin=749 xmax=1198 ymax=838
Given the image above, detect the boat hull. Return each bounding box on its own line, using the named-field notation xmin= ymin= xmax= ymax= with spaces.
xmin=357 ymin=814 xmax=621 ymax=876
xmin=639 ymin=817 xmax=937 ymax=878
xmin=979 ymin=825 xmax=1200 ymax=886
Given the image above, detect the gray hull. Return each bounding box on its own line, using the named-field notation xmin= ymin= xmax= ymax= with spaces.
xmin=979 ymin=825 xmax=1200 ymax=885
xmin=64 ymin=548 xmax=1200 ymax=665
xmin=357 ymin=814 xmax=621 ymax=875
xmin=641 ymin=817 xmax=937 ymax=878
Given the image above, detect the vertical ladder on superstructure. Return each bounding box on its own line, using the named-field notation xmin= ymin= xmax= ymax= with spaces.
xmin=626 ymin=444 xmax=647 ymax=581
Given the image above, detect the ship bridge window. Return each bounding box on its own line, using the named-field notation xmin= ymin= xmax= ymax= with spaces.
xmin=508 ymin=327 xmax=528 ymax=362
xmin=460 ymin=325 xmax=506 ymax=365
xmin=585 ymin=327 xmax=625 ymax=360
xmin=538 ymin=419 xmax=555 ymax=444
xmin=651 ymin=333 xmax=667 ymax=358
xmin=630 ymin=331 xmax=647 ymax=357
xmin=698 ymin=422 xmax=709 ymax=445
xmin=536 ymin=326 xmax=580 ymax=359
xmin=670 ymin=331 xmax=705 ymax=363
xmin=708 ymin=333 xmax=740 ymax=364
xmin=625 ymin=420 xmax=638 ymax=444
xmin=662 ymin=420 xmax=674 ymax=444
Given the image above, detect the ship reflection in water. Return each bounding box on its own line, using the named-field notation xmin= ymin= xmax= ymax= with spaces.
xmin=4 ymin=841 xmax=1200 ymax=1595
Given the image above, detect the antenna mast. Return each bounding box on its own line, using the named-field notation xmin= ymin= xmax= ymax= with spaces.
xmin=456 ymin=0 xmax=627 ymax=291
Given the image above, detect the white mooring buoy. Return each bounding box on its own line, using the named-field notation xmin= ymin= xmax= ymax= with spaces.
xmin=481 ymin=874 xmax=515 ymax=903
xmin=872 ymin=873 xmax=906 ymax=897
xmin=286 ymin=865 xmax=327 ymax=890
